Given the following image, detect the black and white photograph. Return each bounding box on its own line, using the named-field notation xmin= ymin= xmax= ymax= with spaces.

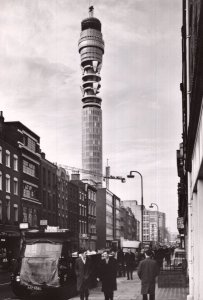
xmin=0 ymin=0 xmax=201 ymax=299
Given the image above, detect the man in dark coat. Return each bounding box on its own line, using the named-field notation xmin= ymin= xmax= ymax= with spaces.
xmin=98 ymin=250 xmax=117 ymax=300
xmin=74 ymin=249 xmax=92 ymax=300
xmin=137 ymin=249 xmax=159 ymax=300
xmin=124 ymin=248 xmax=135 ymax=280
xmin=117 ymin=248 xmax=125 ymax=277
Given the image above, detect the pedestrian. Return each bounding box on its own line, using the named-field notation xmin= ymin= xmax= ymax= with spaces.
xmin=124 ymin=248 xmax=135 ymax=280
xmin=154 ymin=246 xmax=164 ymax=270
xmin=137 ymin=249 xmax=159 ymax=300
xmin=98 ymin=250 xmax=117 ymax=300
xmin=74 ymin=248 xmax=92 ymax=300
xmin=116 ymin=247 xmax=125 ymax=277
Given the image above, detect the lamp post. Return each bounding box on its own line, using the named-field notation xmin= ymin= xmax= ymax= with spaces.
xmin=149 ymin=203 xmax=159 ymax=244
xmin=127 ymin=171 xmax=144 ymax=246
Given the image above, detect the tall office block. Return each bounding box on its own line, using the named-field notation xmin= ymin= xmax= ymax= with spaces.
xmin=78 ymin=6 xmax=104 ymax=187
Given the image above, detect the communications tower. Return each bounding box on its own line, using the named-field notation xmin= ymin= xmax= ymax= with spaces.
xmin=78 ymin=6 xmax=104 ymax=187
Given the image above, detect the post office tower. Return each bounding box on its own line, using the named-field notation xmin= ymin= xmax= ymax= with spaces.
xmin=78 ymin=6 xmax=104 ymax=187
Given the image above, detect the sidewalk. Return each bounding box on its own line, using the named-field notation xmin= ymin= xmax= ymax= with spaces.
xmin=70 ymin=272 xmax=188 ymax=300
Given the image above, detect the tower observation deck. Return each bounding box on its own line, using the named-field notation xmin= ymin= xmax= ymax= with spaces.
xmin=78 ymin=6 xmax=104 ymax=187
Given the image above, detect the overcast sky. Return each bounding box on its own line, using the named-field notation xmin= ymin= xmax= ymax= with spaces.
xmin=0 ymin=0 xmax=182 ymax=232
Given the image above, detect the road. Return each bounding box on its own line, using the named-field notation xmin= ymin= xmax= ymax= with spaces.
xmin=0 ymin=270 xmax=76 ymax=300
xmin=0 ymin=269 xmax=188 ymax=300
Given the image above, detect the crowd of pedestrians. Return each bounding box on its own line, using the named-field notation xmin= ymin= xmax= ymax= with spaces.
xmin=74 ymin=245 xmax=176 ymax=300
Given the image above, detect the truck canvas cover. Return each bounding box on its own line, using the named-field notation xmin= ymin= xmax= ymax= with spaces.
xmin=20 ymin=242 xmax=62 ymax=287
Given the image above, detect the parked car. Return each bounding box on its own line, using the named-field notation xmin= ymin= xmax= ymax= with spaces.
xmin=171 ymin=248 xmax=186 ymax=268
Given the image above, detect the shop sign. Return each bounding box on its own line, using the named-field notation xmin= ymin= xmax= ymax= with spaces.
xmin=19 ymin=223 xmax=29 ymax=229
xmin=40 ymin=220 xmax=48 ymax=226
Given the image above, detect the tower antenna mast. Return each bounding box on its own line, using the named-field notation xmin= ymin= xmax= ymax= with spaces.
xmin=89 ymin=4 xmax=94 ymax=17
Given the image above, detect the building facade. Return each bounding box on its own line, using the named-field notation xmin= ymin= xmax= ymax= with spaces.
xmin=87 ymin=184 xmax=97 ymax=250
xmin=0 ymin=112 xmax=42 ymax=262
xmin=120 ymin=205 xmax=139 ymax=241
xmin=178 ymin=1 xmax=203 ymax=299
xmin=121 ymin=200 xmax=141 ymax=241
xmin=40 ymin=154 xmax=57 ymax=227
xmin=96 ymin=188 xmax=121 ymax=249
xmin=143 ymin=209 xmax=166 ymax=245
xmin=70 ymin=176 xmax=89 ymax=250
xmin=0 ymin=114 xmax=21 ymax=260
xmin=78 ymin=6 xmax=104 ymax=187
xmin=67 ymin=181 xmax=79 ymax=252
xmin=57 ymin=167 xmax=69 ymax=229
xmin=2 ymin=116 xmax=41 ymax=229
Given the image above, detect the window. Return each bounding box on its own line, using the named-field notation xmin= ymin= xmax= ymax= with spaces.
xmin=13 ymin=178 xmax=18 ymax=195
xmin=28 ymin=208 xmax=32 ymax=225
xmin=6 ymin=150 xmax=10 ymax=167
xmin=23 ymin=207 xmax=27 ymax=222
xmin=0 ymin=200 xmax=2 ymax=221
xmin=6 ymin=174 xmax=10 ymax=193
xmin=23 ymin=160 xmax=36 ymax=177
xmin=23 ymin=183 xmax=38 ymax=199
xmin=27 ymin=137 xmax=36 ymax=152
xmin=43 ymin=167 xmax=46 ymax=184
xmin=0 ymin=171 xmax=2 ymax=190
xmin=14 ymin=204 xmax=18 ymax=222
xmin=48 ymin=171 xmax=51 ymax=186
xmin=6 ymin=199 xmax=10 ymax=221
xmin=13 ymin=155 xmax=18 ymax=171
xmin=23 ymin=135 xmax=36 ymax=152
xmin=0 ymin=147 xmax=2 ymax=164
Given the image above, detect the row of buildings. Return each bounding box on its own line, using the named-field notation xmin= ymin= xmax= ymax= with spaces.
xmin=177 ymin=1 xmax=203 ymax=299
xmin=0 ymin=111 xmax=140 ymax=259
xmin=0 ymin=111 xmax=167 ymax=262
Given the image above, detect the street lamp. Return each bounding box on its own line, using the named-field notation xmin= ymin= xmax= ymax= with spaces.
xmin=127 ymin=171 xmax=144 ymax=245
xmin=149 ymin=203 xmax=159 ymax=243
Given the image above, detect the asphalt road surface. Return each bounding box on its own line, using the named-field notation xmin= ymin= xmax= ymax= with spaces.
xmin=0 ymin=279 xmax=77 ymax=300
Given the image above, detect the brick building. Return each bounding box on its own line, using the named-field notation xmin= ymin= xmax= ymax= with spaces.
xmin=40 ymin=153 xmax=57 ymax=226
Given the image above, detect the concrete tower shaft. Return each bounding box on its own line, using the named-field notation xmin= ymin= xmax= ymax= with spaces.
xmin=78 ymin=7 xmax=104 ymax=186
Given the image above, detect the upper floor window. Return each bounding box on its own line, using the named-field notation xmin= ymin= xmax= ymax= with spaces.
xmin=23 ymin=207 xmax=27 ymax=223
xmin=6 ymin=174 xmax=10 ymax=193
xmin=14 ymin=204 xmax=18 ymax=222
xmin=13 ymin=178 xmax=18 ymax=195
xmin=23 ymin=160 xmax=36 ymax=177
xmin=6 ymin=199 xmax=10 ymax=221
xmin=13 ymin=155 xmax=18 ymax=171
xmin=0 ymin=147 xmax=2 ymax=164
xmin=23 ymin=183 xmax=38 ymax=200
xmin=6 ymin=150 xmax=10 ymax=167
xmin=23 ymin=135 xmax=36 ymax=152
